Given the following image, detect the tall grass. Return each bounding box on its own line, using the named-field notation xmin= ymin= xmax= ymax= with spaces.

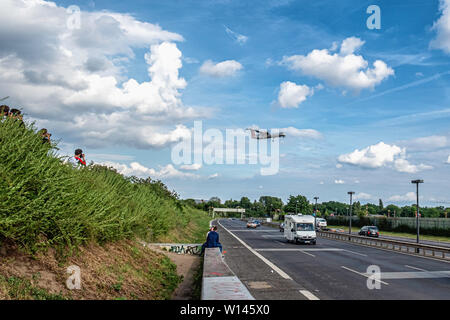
xmin=0 ymin=118 xmax=204 ymax=252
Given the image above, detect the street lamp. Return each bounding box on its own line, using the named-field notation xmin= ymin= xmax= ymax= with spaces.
xmin=348 ymin=191 xmax=355 ymax=236
xmin=314 ymin=197 xmax=319 ymax=229
xmin=411 ymin=179 xmax=424 ymax=249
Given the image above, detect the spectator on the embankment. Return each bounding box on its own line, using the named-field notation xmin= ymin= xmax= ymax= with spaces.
xmin=0 ymin=105 xmax=9 ymax=118
xmin=201 ymin=226 xmax=223 ymax=256
xmin=68 ymin=148 xmax=87 ymax=167
xmin=39 ymin=128 xmax=52 ymax=145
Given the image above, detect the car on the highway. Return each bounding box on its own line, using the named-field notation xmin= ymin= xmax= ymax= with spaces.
xmin=358 ymin=226 xmax=379 ymax=237
xmin=279 ymin=222 xmax=285 ymax=232
xmin=315 ymin=218 xmax=327 ymax=229
xmin=246 ymin=220 xmax=260 ymax=228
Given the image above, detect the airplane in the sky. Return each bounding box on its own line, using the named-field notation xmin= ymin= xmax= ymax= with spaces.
xmin=0 ymin=96 xmax=9 ymax=102
xmin=246 ymin=128 xmax=286 ymax=140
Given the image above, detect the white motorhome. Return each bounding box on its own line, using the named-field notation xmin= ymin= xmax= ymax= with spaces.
xmin=284 ymin=215 xmax=316 ymax=245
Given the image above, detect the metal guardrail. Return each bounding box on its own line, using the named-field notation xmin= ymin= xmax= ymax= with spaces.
xmin=317 ymin=231 xmax=450 ymax=261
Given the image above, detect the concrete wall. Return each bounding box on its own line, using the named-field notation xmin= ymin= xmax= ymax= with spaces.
xmin=201 ymin=247 xmax=254 ymax=300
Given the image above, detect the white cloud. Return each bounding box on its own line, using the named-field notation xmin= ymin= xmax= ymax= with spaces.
xmin=339 ymin=37 xmax=365 ymax=56
xmin=199 ymin=60 xmax=243 ymax=78
xmin=334 ymin=179 xmax=345 ymax=184
xmin=336 ymin=163 xmax=343 ymax=168
xmin=430 ymin=0 xmax=450 ymax=54
xmin=393 ymin=159 xmax=433 ymax=173
xmin=101 ymin=161 xmax=199 ymax=179
xmin=280 ymin=127 xmax=322 ymax=139
xmin=401 ymin=135 xmax=448 ymax=151
xmin=447 ymin=155 xmax=450 ymax=164
xmin=208 ymin=173 xmax=220 ymax=179
xmin=224 ymin=26 xmax=248 ymax=45
xmin=0 ymin=0 xmax=209 ymax=149
xmin=338 ymin=142 xmax=403 ymax=169
xmin=338 ymin=141 xmax=433 ymax=173
xmin=277 ymin=81 xmax=313 ymax=108
xmin=388 ymin=192 xmax=417 ymax=202
xmin=280 ymin=37 xmax=394 ymax=92
xmin=354 ymin=192 xmax=373 ymax=200
xmin=180 ymin=163 xmax=202 ymax=171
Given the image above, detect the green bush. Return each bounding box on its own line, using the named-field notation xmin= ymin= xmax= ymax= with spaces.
xmin=0 ymin=118 xmax=201 ymax=252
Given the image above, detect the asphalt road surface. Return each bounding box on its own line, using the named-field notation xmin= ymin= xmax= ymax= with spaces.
xmin=341 ymin=229 xmax=450 ymax=248
xmin=216 ymin=219 xmax=450 ymax=300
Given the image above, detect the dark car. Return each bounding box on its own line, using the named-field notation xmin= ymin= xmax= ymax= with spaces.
xmin=358 ymin=226 xmax=379 ymax=237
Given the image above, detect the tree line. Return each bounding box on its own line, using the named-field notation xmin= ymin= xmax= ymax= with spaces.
xmin=181 ymin=195 xmax=450 ymax=218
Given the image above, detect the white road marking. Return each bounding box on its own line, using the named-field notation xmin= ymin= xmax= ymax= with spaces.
xmin=255 ymin=248 xmax=344 ymax=252
xmin=343 ymin=249 xmax=368 ymax=257
xmin=341 ymin=266 xmax=389 ymax=285
xmin=218 ymin=220 xmax=293 ymax=280
xmin=227 ymin=229 xmax=279 ymax=232
xmin=405 ymin=265 xmax=428 ymax=272
xmin=320 ymin=235 xmax=450 ymax=264
xmin=299 ymin=251 xmax=316 ymax=257
xmin=299 ymin=290 xmax=320 ymax=300
xmin=370 ymin=271 xmax=450 ymax=280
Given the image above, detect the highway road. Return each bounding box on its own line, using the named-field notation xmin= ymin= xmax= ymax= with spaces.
xmin=216 ymin=219 xmax=450 ymax=300
xmin=334 ymin=229 xmax=450 ymax=248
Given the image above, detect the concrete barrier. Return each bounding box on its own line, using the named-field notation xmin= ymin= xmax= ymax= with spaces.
xmin=201 ymin=247 xmax=255 ymax=300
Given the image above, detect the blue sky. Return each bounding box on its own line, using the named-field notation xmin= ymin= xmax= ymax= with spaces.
xmin=1 ymin=0 xmax=450 ymax=206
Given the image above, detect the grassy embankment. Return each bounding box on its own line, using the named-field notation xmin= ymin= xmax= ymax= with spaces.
xmin=0 ymin=118 xmax=210 ymax=299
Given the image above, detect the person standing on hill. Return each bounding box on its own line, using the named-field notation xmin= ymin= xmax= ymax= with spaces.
xmin=68 ymin=149 xmax=87 ymax=167
xmin=39 ymin=128 xmax=52 ymax=145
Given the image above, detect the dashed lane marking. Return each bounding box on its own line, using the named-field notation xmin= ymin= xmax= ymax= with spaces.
xmin=405 ymin=265 xmax=428 ymax=272
xmin=218 ymin=220 xmax=293 ymax=280
xmin=341 ymin=266 xmax=389 ymax=285
xmin=299 ymin=290 xmax=320 ymax=300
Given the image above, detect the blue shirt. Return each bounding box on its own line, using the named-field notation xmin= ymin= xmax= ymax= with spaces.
xmin=206 ymin=231 xmax=220 ymax=247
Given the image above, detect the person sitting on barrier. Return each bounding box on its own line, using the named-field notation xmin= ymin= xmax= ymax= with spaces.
xmin=201 ymin=226 xmax=223 ymax=256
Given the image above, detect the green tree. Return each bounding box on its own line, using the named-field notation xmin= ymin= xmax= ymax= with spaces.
xmin=259 ymin=196 xmax=283 ymax=217
xmin=239 ymin=197 xmax=252 ymax=209
xmin=284 ymin=195 xmax=311 ymax=214
xmin=379 ymin=199 xmax=384 ymax=211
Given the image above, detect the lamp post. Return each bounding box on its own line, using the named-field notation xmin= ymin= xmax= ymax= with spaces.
xmin=348 ymin=191 xmax=355 ymax=236
xmin=314 ymin=197 xmax=319 ymax=229
xmin=411 ymin=179 xmax=424 ymax=250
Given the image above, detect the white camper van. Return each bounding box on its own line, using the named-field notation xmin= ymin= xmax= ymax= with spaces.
xmin=284 ymin=215 xmax=316 ymax=245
